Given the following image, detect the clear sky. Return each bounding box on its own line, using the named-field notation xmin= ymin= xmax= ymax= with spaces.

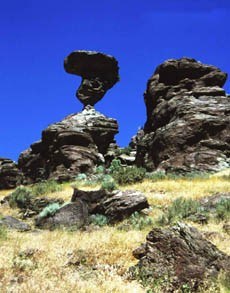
xmin=1 ymin=0 xmax=230 ymax=161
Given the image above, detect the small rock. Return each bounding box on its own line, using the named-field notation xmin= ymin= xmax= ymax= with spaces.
xmin=0 ymin=216 xmax=31 ymax=232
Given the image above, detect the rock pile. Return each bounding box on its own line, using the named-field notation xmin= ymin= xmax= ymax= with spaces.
xmin=18 ymin=106 xmax=118 ymax=184
xmin=0 ymin=158 xmax=21 ymax=189
xmin=131 ymin=222 xmax=230 ymax=292
xmin=35 ymin=188 xmax=149 ymax=229
xmin=136 ymin=58 xmax=230 ymax=173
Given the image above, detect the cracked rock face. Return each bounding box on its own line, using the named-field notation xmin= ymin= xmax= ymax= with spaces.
xmin=136 ymin=58 xmax=230 ymax=173
xmin=18 ymin=106 xmax=118 ymax=184
xmin=0 ymin=158 xmax=22 ymax=189
xmin=64 ymin=50 xmax=119 ymax=106
xmin=131 ymin=223 xmax=230 ymax=292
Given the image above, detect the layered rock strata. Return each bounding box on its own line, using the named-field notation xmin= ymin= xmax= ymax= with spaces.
xmin=136 ymin=58 xmax=230 ymax=172
xmin=131 ymin=222 xmax=230 ymax=292
xmin=18 ymin=106 xmax=118 ymax=183
xmin=0 ymin=158 xmax=21 ymax=189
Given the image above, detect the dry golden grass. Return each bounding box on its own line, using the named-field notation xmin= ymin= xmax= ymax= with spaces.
xmin=0 ymin=172 xmax=229 ymax=292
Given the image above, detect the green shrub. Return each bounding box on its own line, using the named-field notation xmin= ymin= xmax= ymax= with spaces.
xmin=119 ymin=146 xmax=132 ymax=155
xmin=95 ymin=165 xmax=105 ymax=174
xmin=108 ymin=159 xmax=123 ymax=173
xmin=38 ymin=203 xmax=61 ymax=218
xmin=101 ymin=175 xmax=117 ymax=191
xmin=75 ymin=173 xmax=87 ymax=181
xmin=158 ymin=197 xmax=201 ymax=226
xmin=119 ymin=211 xmax=153 ymax=231
xmin=90 ymin=214 xmax=108 ymax=227
xmin=216 ymin=199 xmax=230 ymax=221
xmin=146 ymin=171 xmax=167 ymax=181
xmin=9 ymin=186 xmax=33 ymax=208
xmin=112 ymin=166 xmax=146 ymax=185
xmin=32 ymin=180 xmax=62 ymax=196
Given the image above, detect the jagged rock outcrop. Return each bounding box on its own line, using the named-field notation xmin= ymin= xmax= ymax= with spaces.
xmin=136 ymin=58 xmax=230 ymax=173
xmin=0 ymin=158 xmax=22 ymax=189
xmin=18 ymin=106 xmax=118 ymax=184
xmin=64 ymin=50 xmax=119 ymax=106
xmin=131 ymin=222 xmax=230 ymax=292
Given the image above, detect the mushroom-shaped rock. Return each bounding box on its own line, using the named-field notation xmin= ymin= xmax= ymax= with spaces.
xmin=64 ymin=50 xmax=119 ymax=106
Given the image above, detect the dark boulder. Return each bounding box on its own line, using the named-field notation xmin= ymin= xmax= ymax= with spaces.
xmin=64 ymin=50 xmax=119 ymax=106
xmin=35 ymin=201 xmax=88 ymax=230
xmin=18 ymin=106 xmax=119 ymax=184
xmin=131 ymin=222 xmax=230 ymax=292
xmin=0 ymin=158 xmax=22 ymax=189
xmin=72 ymin=188 xmax=149 ymax=223
xmin=0 ymin=216 xmax=31 ymax=232
xmin=136 ymin=58 xmax=230 ymax=173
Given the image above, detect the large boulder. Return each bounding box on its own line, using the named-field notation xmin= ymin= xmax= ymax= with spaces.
xmin=71 ymin=188 xmax=149 ymax=223
xmin=131 ymin=222 xmax=230 ymax=292
xmin=64 ymin=50 xmax=119 ymax=106
xmin=18 ymin=106 xmax=119 ymax=184
xmin=0 ymin=158 xmax=22 ymax=189
xmin=136 ymin=58 xmax=230 ymax=173
xmin=35 ymin=201 xmax=88 ymax=230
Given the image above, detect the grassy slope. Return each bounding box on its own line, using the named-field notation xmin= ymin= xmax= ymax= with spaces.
xmin=0 ymin=173 xmax=229 ymax=293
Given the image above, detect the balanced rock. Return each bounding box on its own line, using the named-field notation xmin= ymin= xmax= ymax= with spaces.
xmin=18 ymin=106 xmax=118 ymax=184
xmin=131 ymin=222 xmax=230 ymax=292
xmin=64 ymin=50 xmax=119 ymax=106
xmin=136 ymin=58 xmax=230 ymax=173
xmin=0 ymin=158 xmax=22 ymax=189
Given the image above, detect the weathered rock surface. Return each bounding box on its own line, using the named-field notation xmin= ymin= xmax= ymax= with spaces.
xmin=18 ymin=106 xmax=118 ymax=184
xmin=0 ymin=158 xmax=22 ymax=189
xmin=35 ymin=201 xmax=88 ymax=230
xmin=64 ymin=50 xmax=119 ymax=106
xmin=72 ymin=188 xmax=149 ymax=222
xmin=0 ymin=216 xmax=31 ymax=231
xmin=131 ymin=222 xmax=230 ymax=292
xmin=136 ymin=58 xmax=230 ymax=173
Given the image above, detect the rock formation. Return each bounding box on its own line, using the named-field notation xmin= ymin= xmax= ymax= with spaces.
xmin=18 ymin=106 xmax=118 ymax=183
xmin=0 ymin=158 xmax=21 ymax=189
xmin=131 ymin=222 xmax=230 ymax=292
xmin=71 ymin=188 xmax=149 ymax=223
xmin=64 ymin=50 xmax=119 ymax=106
xmin=136 ymin=58 xmax=230 ymax=173
xmin=35 ymin=188 xmax=149 ymax=229
xmin=15 ymin=51 xmax=119 ymax=185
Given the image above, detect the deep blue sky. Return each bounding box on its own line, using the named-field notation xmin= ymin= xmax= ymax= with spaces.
xmin=1 ymin=0 xmax=230 ymax=161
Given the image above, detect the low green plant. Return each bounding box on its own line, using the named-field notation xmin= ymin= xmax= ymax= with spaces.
xmin=95 ymin=165 xmax=105 ymax=174
xmin=75 ymin=173 xmax=87 ymax=181
xmin=108 ymin=159 xmax=123 ymax=173
xmin=123 ymin=211 xmax=153 ymax=230
xmin=216 ymin=199 xmax=230 ymax=221
xmin=119 ymin=146 xmax=132 ymax=155
xmin=112 ymin=166 xmax=146 ymax=185
xmin=101 ymin=175 xmax=117 ymax=191
xmin=158 ymin=197 xmax=201 ymax=226
xmin=38 ymin=203 xmax=61 ymax=218
xmin=9 ymin=186 xmax=33 ymax=208
xmin=32 ymin=180 xmax=62 ymax=196
xmin=146 ymin=171 xmax=167 ymax=181
xmin=90 ymin=214 xmax=109 ymax=227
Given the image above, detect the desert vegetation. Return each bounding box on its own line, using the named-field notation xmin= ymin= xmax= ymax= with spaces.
xmin=0 ymin=168 xmax=229 ymax=292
